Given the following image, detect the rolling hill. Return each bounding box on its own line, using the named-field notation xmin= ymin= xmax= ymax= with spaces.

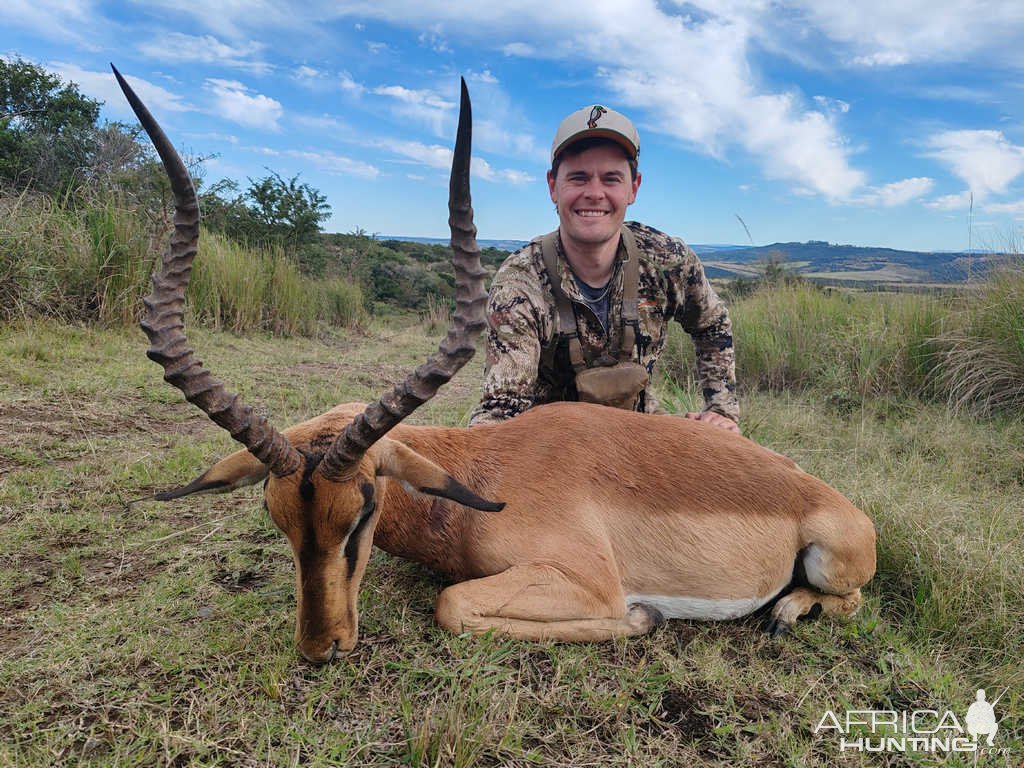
xmin=379 ymin=236 xmax=1015 ymax=286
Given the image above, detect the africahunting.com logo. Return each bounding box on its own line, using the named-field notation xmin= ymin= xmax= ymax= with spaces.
xmin=814 ymin=688 xmax=1012 ymax=756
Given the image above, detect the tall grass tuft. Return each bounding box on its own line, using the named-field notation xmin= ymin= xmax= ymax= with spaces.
xmin=189 ymin=230 xmax=364 ymax=335
xmin=0 ymin=188 xmax=363 ymax=335
xmin=0 ymin=189 xmax=88 ymax=321
xmin=668 ymin=283 xmax=945 ymax=402
xmin=74 ymin=197 xmax=156 ymax=325
xmin=319 ymin=277 xmax=365 ymax=330
xmin=420 ymin=293 xmax=452 ymax=333
xmin=928 ymin=261 xmax=1024 ymax=415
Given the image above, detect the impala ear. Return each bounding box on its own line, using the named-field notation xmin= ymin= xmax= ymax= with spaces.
xmin=373 ymin=438 xmax=504 ymax=512
xmin=152 ymin=449 xmax=271 ymax=500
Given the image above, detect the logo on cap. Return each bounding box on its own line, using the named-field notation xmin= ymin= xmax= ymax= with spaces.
xmin=587 ymin=105 xmax=608 ymax=129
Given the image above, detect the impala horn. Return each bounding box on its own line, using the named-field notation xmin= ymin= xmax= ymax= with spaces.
xmin=318 ymin=78 xmax=486 ymax=482
xmin=113 ymin=65 xmax=302 ymax=477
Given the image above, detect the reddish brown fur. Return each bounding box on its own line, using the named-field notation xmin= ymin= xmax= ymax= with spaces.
xmin=181 ymin=400 xmax=876 ymax=661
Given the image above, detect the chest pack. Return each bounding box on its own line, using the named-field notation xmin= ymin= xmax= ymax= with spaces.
xmin=540 ymin=227 xmax=649 ymax=411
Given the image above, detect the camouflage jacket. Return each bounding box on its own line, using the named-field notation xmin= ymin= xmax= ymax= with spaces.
xmin=468 ymin=221 xmax=738 ymax=426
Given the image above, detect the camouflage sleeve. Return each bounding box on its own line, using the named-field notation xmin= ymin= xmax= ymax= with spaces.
xmin=467 ymin=266 xmax=546 ymax=426
xmin=669 ymin=247 xmax=740 ymax=423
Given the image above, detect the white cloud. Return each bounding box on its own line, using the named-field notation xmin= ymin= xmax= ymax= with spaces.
xmin=378 ymin=139 xmax=452 ymax=170
xmin=476 ymin=121 xmax=547 ymax=165
xmin=284 ymin=149 xmax=379 ymax=179
xmin=294 ymin=1 xmax=867 ymax=201
xmin=372 ymin=85 xmax=454 ymax=111
xmin=294 ymin=65 xmax=322 ymax=81
xmin=184 ymin=131 xmax=239 ymax=145
xmin=784 ymin=0 xmax=1024 ymax=69
xmin=925 ymin=130 xmax=1024 ymax=199
xmin=418 ymin=28 xmax=452 ymax=54
xmin=371 ymin=84 xmax=456 ymax=134
xmin=374 ymin=138 xmax=532 ymax=184
xmin=468 ymin=69 xmax=499 ymax=84
xmin=851 ymin=51 xmax=910 ymax=68
xmin=502 ymin=42 xmax=536 ymax=57
xmin=914 ymin=85 xmax=997 ymax=104
xmin=139 ymin=33 xmax=269 ymax=74
xmin=123 ymin=0 xmax=295 ymax=40
xmin=925 ymin=191 xmax=973 ymax=211
xmin=204 ymin=78 xmax=283 ymax=130
xmin=6 ymin=0 xmax=95 ymax=45
xmin=49 ymin=62 xmax=190 ymax=118
xmin=982 ymin=199 xmax=1024 ymax=216
xmin=116 ymin=0 xmax=1024 ymax=203
xmin=339 ymin=71 xmax=366 ymax=95
xmin=293 ymin=114 xmax=350 ymax=134
xmin=471 ymin=158 xmax=534 ymax=185
xmin=860 ymin=177 xmax=935 ymax=207
xmin=813 ymin=95 xmax=850 ymax=114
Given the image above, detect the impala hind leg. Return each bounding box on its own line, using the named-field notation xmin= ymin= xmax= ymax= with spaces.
xmin=766 ymin=587 xmax=862 ymax=637
xmin=435 ymin=564 xmax=664 ymax=641
xmin=768 ymin=506 xmax=876 ymax=637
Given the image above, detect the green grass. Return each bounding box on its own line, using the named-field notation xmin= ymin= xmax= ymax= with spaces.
xmin=927 ymin=262 xmax=1024 ymax=415
xmin=1 ymin=314 xmax=1021 ymax=767
xmin=0 ymin=189 xmax=364 ymax=335
xmin=669 ymin=278 xmax=1023 ymax=417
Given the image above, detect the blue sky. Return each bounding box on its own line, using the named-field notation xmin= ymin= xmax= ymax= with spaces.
xmin=4 ymin=1 xmax=1024 ymax=251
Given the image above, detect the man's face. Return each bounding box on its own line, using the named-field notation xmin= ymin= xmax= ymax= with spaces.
xmin=547 ymin=143 xmax=641 ymax=252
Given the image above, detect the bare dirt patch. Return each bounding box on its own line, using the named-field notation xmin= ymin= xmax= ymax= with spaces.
xmin=1 ymin=397 xmax=210 ymax=473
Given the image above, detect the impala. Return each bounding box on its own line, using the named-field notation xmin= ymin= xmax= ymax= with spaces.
xmin=117 ymin=67 xmax=876 ymax=664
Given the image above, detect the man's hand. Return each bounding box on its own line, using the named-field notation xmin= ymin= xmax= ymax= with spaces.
xmin=684 ymin=410 xmax=741 ymax=435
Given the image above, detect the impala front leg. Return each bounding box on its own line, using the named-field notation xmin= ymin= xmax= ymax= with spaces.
xmin=434 ymin=564 xmax=664 ymax=641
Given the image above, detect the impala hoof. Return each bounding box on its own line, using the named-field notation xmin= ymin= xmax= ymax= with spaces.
xmin=627 ymin=602 xmax=666 ymax=632
xmin=766 ymin=617 xmax=790 ymax=638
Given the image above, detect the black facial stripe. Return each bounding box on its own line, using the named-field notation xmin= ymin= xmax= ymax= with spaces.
xmin=299 ymin=451 xmax=321 ymax=503
xmin=343 ymin=482 xmax=376 ymax=578
xmin=297 ymin=453 xmax=324 ymax=562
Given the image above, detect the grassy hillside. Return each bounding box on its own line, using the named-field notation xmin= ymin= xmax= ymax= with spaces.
xmin=1 ymin=307 xmax=1021 ymax=766
xmin=699 ymin=240 xmax=1013 ymax=285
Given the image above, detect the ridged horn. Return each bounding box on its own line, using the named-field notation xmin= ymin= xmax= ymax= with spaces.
xmin=319 ymin=78 xmax=485 ymax=482
xmin=113 ymin=65 xmax=302 ymax=477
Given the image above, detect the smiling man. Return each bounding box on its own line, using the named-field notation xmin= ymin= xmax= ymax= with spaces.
xmin=468 ymin=105 xmax=739 ymax=432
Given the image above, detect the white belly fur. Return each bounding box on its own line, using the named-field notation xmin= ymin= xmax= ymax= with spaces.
xmin=625 ymin=586 xmax=786 ymax=621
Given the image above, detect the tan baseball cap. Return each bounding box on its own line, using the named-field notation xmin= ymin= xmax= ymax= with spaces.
xmin=551 ymin=104 xmax=640 ymax=164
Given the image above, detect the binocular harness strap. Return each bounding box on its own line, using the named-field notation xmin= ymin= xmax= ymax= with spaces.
xmin=541 ymin=228 xmax=641 ymax=374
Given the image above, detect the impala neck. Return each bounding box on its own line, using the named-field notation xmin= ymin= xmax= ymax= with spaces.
xmin=371 ymin=427 xmax=482 ymax=581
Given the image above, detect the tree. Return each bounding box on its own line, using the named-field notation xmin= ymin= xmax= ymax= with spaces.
xmin=200 ymin=171 xmax=332 ymax=274
xmin=246 ymin=172 xmax=331 ymax=251
xmin=760 ymin=249 xmax=804 ymax=287
xmin=0 ymin=57 xmax=102 ymax=192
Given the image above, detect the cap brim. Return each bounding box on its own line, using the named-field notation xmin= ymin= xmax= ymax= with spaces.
xmin=553 ymin=128 xmax=638 ymax=163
